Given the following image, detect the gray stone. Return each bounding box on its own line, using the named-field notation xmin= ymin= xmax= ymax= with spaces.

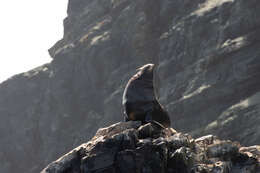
xmin=41 ymin=122 xmax=260 ymax=173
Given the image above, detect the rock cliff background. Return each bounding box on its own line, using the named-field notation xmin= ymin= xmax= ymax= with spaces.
xmin=0 ymin=0 xmax=260 ymax=173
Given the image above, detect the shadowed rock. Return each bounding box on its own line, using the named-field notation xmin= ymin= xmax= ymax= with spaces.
xmin=41 ymin=122 xmax=260 ymax=173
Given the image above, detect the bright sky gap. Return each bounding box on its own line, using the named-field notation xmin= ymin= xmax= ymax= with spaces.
xmin=0 ymin=1 xmax=68 ymax=83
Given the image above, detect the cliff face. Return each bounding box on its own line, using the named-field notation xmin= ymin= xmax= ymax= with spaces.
xmin=0 ymin=0 xmax=260 ymax=173
xmin=41 ymin=122 xmax=260 ymax=173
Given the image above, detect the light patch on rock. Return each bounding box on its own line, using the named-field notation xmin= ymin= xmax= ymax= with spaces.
xmin=182 ymin=84 xmax=211 ymax=100
xmin=205 ymin=92 xmax=260 ymax=131
xmin=90 ymin=31 xmax=110 ymax=45
xmin=205 ymin=120 xmax=218 ymax=131
xmin=23 ymin=71 xmax=39 ymax=78
xmin=80 ymin=19 xmax=111 ymax=43
xmin=80 ymin=33 xmax=91 ymax=43
xmin=23 ymin=66 xmax=48 ymax=78
xmin=221 ymin=36 xmax=247 ymax=49
xmin=221 ymin=114 xmax=238 ymax=126
xmin=230 ymin=92 xmax=260 ymax=109
xmin=42 ymin=67 xmax=48 ymax=72
xmin=193 ymin=0 xmax=234 ymax=16
xmin=248 ymin=92 xmax=260 ymax=107
xmin=231 ymin=98 xmax=249 ymax=109
xmin=91 ymin=35 xmax=103 ymax=45
xmin=55 ymin=43 xmax=75 ymax=56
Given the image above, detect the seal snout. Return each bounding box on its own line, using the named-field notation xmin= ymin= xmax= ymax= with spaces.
xmin=136 ymin=63 xmax=154 ymax=72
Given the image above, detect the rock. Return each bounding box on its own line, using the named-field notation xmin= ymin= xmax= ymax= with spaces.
xmin=41 ymin=122 xmax=260 ymax=173
xmin=167 ymin=133 xmax=193 ymax=150
xmin=137 ymin=122 xmax=166 ymax=139
xmin=206 ymin=141 xmax=239 ymax=160
xmin=195 ymin=135 xmax=216 ymax=146
xmin=93 ymin=121 xmax=141 ymax=140
xmin=168 ymin=147 xmax=195 ymax=173
xmin=240 ymin=146 xmax=260 ymax=161
xmin=211 ymin=161 xmax=232 ymax=173
xmin=1 ymin=0 xmax=260 ymax=172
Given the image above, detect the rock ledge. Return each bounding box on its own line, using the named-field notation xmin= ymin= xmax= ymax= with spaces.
xmin=41 ymin=121 xmax=260 ymax=173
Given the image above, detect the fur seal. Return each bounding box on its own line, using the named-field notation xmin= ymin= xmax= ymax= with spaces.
xmin=122 ymin=64 xmax=171 ymax=128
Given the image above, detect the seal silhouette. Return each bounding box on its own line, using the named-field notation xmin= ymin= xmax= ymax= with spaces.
xmin=122 ymin=64 xmax=171 ymax=128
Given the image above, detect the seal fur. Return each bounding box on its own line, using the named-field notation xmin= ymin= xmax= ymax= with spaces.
xmin=122 ymin=64 xmax=171 ymax=127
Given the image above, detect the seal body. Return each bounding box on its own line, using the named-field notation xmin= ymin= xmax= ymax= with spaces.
xmin=122 ymin=64 xmax=171 ymax=127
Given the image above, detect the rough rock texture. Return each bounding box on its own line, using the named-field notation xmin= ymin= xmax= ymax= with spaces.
xmin=41 ymin=121 xmax=260 ymax=173
xmin=0 ymin=0 xmax=260 ymax=173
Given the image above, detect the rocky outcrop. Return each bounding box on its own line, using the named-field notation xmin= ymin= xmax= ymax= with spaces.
xmin=0 ymin=0 xmax=260 ymax=173
xmin=41 ymin=121 xmax=260 ymax=173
